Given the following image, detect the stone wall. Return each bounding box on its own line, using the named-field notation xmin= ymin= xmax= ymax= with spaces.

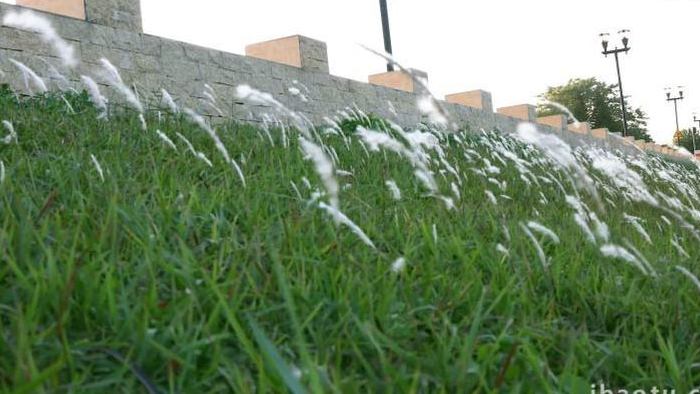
xmin=0 ymin=1 xmax=678 ymax=158
xmin=85 ymin=0 xmax=142 ymax=31
xmin=0 ymin=2 xmax=495 ymax=128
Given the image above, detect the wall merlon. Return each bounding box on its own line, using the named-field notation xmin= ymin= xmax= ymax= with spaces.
xmin=445 ymin=90 xmax=493 ymax=113
xmin=16 ymin=0 xmax=86 ymax=20
xmin=536 ymin=114 xmax=567 ymax=131
xmin=591 ymin=128 xmax=609 ymax=139
xmin=633 ymin=139 xmax=647 ymax=150
xmin=84 ymin=0 xmax=142 ymax=32
xmin=497 ymin=104 xmax=536 ymax=122
xmin=568 ymin=122 xmax=591 ymax=135
xmin=245 ymin=35 xmax=329 ymax=74
xmin=368 ymin=70 xmax=428 ymax=93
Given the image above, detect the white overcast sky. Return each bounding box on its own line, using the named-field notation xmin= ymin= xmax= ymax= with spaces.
xmin=3 ymin=0 xmax=699 ymax=143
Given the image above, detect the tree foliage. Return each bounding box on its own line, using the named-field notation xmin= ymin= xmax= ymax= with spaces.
xmin=674 ymin=128 xmax=700 ymax=153
xmin=537 ymin=78 xmax=653 ymax=142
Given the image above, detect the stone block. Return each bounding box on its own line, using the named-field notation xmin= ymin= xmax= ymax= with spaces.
xmin=79 ymin=42 xmax=107 ymax=64
xmin=298 ymin=36 xmax=329 ymax=73
xmin=111 ymin=28 xmax=142 ymax=52
xmin=497 ymin=104 xmax=536 ymax=122
xmin=184 ymin=44 xmax=214 ymax=64
xmin=0 ymin=26 xmax=39 ymax=51
xmin=568 ymin=122 xmax=591 ymax=134
xmin=85 ymin=0 xmax=143 ymax=32
xmin=368 ymin=70 xmax=415 ymax=93
xmin=591 ymin=128 xmax=609 ymax=139
xmin=133 ymin=52 xmax=161 ymax=73
xmin=141 ymin=34 xmax=162 ymax=56
xmin=161 ymin=59 xmax=201 ymax=80
xmin=536 ymin=114 xmax=567 ymax=130
xmin=445 ymin=90 xmax=493 ymax=113
xmin=103 ymin=47 xmax=134 ymax=70
xmin=369 ymin=69 xmax=428 ymax=93
xmin=245 ymin=35 xmax=329 ymax=73
xmin=16 ymin=0 xmax=85 ymax=20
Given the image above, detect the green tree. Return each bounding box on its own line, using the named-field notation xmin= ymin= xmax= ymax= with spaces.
xmin=537 ymin=78 xmax=653 ymax=142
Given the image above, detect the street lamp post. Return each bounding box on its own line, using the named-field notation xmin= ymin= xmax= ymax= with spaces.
xmin=378 ymin=0 xmax=394 ymax=72
xmin=600 ymin=30 xmax=631 ymax=137
xmin=666 ymin=87 xmax=684 ymax=135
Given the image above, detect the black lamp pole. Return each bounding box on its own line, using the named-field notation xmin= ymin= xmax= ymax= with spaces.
xmin=379 ymin=0 xmax=394 ymax=72
xmin=666 ymin=89 xmax=684 ymax=133
xmin=600 ymin=30 xmax=631 ymax=137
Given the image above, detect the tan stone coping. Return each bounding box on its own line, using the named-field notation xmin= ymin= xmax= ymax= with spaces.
xmin=496 ymin=104 xmax=536 ymax=122
xmin=369 ymin=71 xmax=416 ymax=93
xmin=445 ymin=90 xmax=493 ymax=113
xmin=16 ymin=0 xmax=86 ymax=19
xmin=568 ymin=122 xmax=591 ymax=135
xmin=536 ymin=114 xmax=567 ymax=130
xmin=245 ymin=35 xmax=306 ymax=68
xmin=591 ymin=128 xmax=609 ymax=139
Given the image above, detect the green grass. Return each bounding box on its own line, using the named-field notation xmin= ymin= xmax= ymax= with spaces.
xmin=1 ymin=87 xmax=700 ymax=393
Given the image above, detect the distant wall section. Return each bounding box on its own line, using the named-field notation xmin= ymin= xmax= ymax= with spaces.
xmin=0 ymin=1 xmax=672 ymax=157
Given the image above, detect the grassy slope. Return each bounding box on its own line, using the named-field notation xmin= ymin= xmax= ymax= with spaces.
xmin=1 ymin=90 xmax=700 ymax=393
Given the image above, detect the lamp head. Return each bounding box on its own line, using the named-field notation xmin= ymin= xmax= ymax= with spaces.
xmin=599 ymin=32 xmax=610 ymax=53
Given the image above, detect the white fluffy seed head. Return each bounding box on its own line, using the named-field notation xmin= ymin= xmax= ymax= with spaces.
xmin=183 ymin=107 xmax=245 ymax=186
xmin=485 ymin=190 xmax=497 ymax=205
xmin=600 ymin=244 xmax=647 ymax=275
xmin=2 ymin=120 xmax=17 ymax=144
xmin=155 ymin=129 xmax=177 ymax=151
xmin=80 ymin=75 xmax=107 ymax=114
xmin=99 ymin=58 xmax=143 ymax=113
xmin=527 ymin=221 xmax=560 ymax=244
xmin=675 ymin=266 xmax=700 ymax=294
xmin=161 ymin=89 xmax=179 ymax=113
xmin=90 ymin=154 xmax=104 ymax=182
xmin=138 ymin=114 xmax=147 ymax=131
xmin=318 ymin=202 xmax=375 ymax=249
xmin=391 ymin=257 xmax=406 ymax=273
xmin=300 ymin=137 xmax=339 ymax=212
xmin=9 ymin=59 xmax=47 ymax=93
xmin=385 ymin=180 xmax=402 ymax=201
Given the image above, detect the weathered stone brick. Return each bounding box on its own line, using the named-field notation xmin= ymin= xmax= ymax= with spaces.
xmin=85 ymin=0 xmax=142 ymax=32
